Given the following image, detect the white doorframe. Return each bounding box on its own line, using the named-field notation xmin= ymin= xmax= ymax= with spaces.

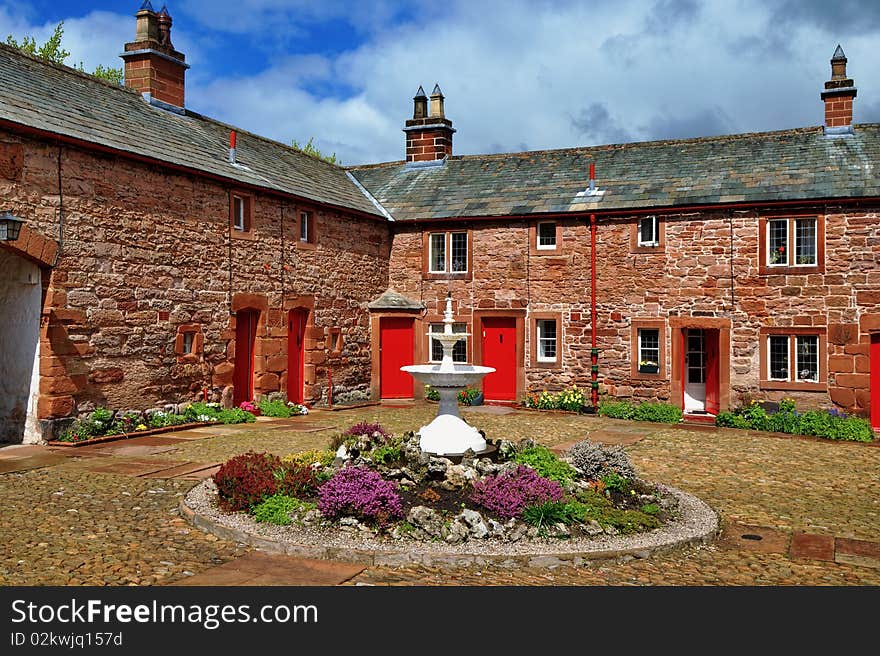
xmin=684 ymin=329 xmax=706 ymax=413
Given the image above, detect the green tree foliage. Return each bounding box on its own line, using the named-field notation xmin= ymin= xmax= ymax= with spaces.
xmin=6 ymin=21 xmax=123 ymax=85
xmin=291 ymin=137 xmax=341 ymax=166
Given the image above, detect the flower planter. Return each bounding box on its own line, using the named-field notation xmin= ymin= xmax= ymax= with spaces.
xmin=47 ymin=421 xmax=216 ymax=447
xmin=639 ymin=364 xmax=660 ymax=374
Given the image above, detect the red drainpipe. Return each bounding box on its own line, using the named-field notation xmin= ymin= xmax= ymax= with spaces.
xmin=229 ymin=130 xmax=237 ymax=164
xmin=590 ymin=210 xmax=599 ymax=410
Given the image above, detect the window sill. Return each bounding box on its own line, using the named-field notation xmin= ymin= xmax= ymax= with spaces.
xmin=632 ymin=371 xmax=665 ymax=381
xmin=759 ymin=264 xmax=824 ymax=275
xmin=630 ymin=245 xmax=665 ymax=254
xmin=533 ymin=360 xmax=561 ymax=369
xmin=176 ymin=354 xmax=200 ymax=364
xmin=760 ymin=380 xmax=826 ymax=392
xmin=296 ymin=240 xmax=317 ymax=250
xmin=230 ymin=229 xmax=256 ymax=241
xmin=423 ymin=271 xmax=471 ymax=281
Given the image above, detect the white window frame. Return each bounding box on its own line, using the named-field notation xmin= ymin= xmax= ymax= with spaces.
xmin=767 ymin=335 xmax=790 ymax=381
xmin=637 ymin=215 xmax=659 ymax=247
xmin=300 ymin=211 xmax=311 ymax=243
xmin=794 ymin=218 xmax=818 ymax=266
xmin=428 ymin=233 xmax=447 ymax=273
xmin=232 ymin=195 xmax=245 ymax=231
xmin=428 ymin=323 xmax=467 ymax=363
xmin=536 ymin=221 xmax=557 ymax=250
xmin=637 ymin=328 xmax=660 ymax=372
xmin=794 ymin=335 xmax=819 ymax=383
xmin=536 ymin=319 xmax=558 ymax=363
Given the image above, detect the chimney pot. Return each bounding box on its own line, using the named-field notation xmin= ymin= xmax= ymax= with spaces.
xmin=413 ymin=85 xmax=428 ymax=119
xmin=429 ymin=83 xmax=445 ymax=118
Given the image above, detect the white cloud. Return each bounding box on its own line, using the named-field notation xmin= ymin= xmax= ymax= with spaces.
xmin=186 ymin=0 xmax=880 ymax=164
xmin=2 ymin=1 xmax=877 ymax=166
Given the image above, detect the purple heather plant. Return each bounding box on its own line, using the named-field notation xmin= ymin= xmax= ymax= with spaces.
xmin=471 ymin=465 xmax=564 ymax=519
xmin=344 ymin=421 xmax=392 ymax=442
xmin=317 ymin=466 xmax=403 ymax=524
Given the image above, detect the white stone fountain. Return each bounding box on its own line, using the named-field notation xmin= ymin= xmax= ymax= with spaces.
xmin=401 ymin=293 xmax=495 ymax=456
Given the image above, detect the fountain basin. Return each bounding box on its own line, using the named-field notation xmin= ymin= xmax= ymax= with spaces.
xmin=401 ymin=364 xmax=495 ymax=388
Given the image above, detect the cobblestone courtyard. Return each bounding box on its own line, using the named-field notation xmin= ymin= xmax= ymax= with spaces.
xmin=1 ymin=403 xmax=878 ymax=586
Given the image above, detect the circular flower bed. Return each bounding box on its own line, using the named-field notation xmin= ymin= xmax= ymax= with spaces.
xmin=204 ymin=421 xmax=682 ymax=545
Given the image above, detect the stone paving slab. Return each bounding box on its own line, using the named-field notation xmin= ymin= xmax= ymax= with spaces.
xmin=170 ymin=551 xmax=364 ymax=586
xmin=140 ymin=462 xmax=220 ymax=479
xmin=790 ymin=533 xmax=835 ymax=561
xmin=716 ymin=523 xmax=790 ymax=554
xmin=176 ymin=465 xmax=220 ymax=480
xmin=835 ymin=538 xmax=880 ymax=569
xmin=95 ymin=445 xmax=179 ymax=457
xmin=0 ymin=451 xmax=69 ymax=474
xmin=461 ymin=405 xmax=516 ymax=415
xmin=83 ymin=459 xmax=185 ymax=477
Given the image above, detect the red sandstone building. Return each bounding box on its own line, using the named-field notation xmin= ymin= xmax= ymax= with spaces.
xmin=1 ymin=4 xmax=878 ymax=443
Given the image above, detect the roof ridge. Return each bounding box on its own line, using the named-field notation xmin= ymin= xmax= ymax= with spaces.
xmin=351 ymin=124 xmax=880 ymax=170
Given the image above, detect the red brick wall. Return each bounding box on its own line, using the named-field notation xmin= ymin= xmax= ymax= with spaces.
xmin=0 ymin=131 xmax=390 ymax=433
xmin=389 ymin=206 xmax=880 ymax=416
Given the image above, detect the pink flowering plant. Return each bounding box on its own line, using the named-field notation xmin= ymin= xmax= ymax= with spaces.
xmin=470 ymin=465 xmax=564 ymax=519
xmin=317 ymin=466 xmax=403 ymax=525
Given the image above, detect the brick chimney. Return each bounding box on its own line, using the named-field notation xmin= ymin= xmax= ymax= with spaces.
xmin=120 ymin=2 xmax=189 ymax=110
xmin=821 ymin=45 xmax=857 ymax=133
xmin=404 ymin=84 xmax=455 ymax=163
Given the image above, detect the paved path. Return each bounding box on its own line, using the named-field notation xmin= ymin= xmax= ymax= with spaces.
xmin=1 ymin=405 xmax=878 ymax=586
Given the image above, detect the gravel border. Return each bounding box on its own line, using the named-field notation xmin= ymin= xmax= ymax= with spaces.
xmin=181 ymin=481 xmax=719 ymax=568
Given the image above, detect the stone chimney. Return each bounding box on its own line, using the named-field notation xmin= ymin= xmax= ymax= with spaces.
xmin=821 ymin=45 xmax=857 ymax=133
xmin=404 ymin=83 xmax=455 ymax=163
xmin=120 ymin=2 xmax=190 ymax=110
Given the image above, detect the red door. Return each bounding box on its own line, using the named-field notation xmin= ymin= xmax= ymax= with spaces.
xmin=482 ymin=317 xmax=517 ymax=401
xmin=704 ymin=329 xmax=720 ymax=415
xmin=380 ymin=317 xmax=414 ymax=398
xmin=288 ymin=309 xmax=308 ymax=404
xmin=233 ymin=310 xmax=259 ymax=406
xmin=871 ymin=334 xmax=880 ymax=430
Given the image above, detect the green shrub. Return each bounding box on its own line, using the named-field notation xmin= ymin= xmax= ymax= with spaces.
xmin=522 ymin=501 xmax=590 ymax=528
xmin=601 ymin=471 xmax=631 ymax=493
xmin=598 ymin=400 xmax=635 ymax=419
xmin=258 ymin=399 xmax=293 ymax=417
xmin=424 ymin=385 xmax=440 ymax=401
xmin=632 ymin=402 xmax=682 ymax=423
xmin=715 ymin=400 xmax=874 ymax=442
xmin=370 ymin=442 xmax=403 ymax=466
xmin=251 ymin=494 xmax=296 ymax=525
xmin=715 ymin=410 xmax=751 ymax=429
xmin=640 ymin=503 xmax=660 ymax=515
xmin=513 ymin=445 xmax=577 ymax=484
xmin=573 ymin=490 xmax=660 ymax=534
xmin=457 ymin=387 xmax=482 ymax=405
xmin=556 ymin=386 xmax=587 ymax=412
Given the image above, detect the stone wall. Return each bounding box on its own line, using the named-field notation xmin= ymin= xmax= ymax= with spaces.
xmin=0 ymin=132 xmax=390 ymax=437
xmin=388 ymin=205 xmax=880 ymax=415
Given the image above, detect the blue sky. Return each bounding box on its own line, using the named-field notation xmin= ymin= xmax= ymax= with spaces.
xmin=1 ymin=1 xmax=878 ymax=165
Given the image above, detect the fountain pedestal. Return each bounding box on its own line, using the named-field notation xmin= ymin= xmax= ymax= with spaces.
xmin=400 ymin=294 xmax=495 ymax=456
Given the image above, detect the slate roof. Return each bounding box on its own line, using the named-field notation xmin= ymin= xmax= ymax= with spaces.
xmin=0 ymin=44 xmax=381 ymax=218
xmin=350 ymin=125 xmax=880 ymax=221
